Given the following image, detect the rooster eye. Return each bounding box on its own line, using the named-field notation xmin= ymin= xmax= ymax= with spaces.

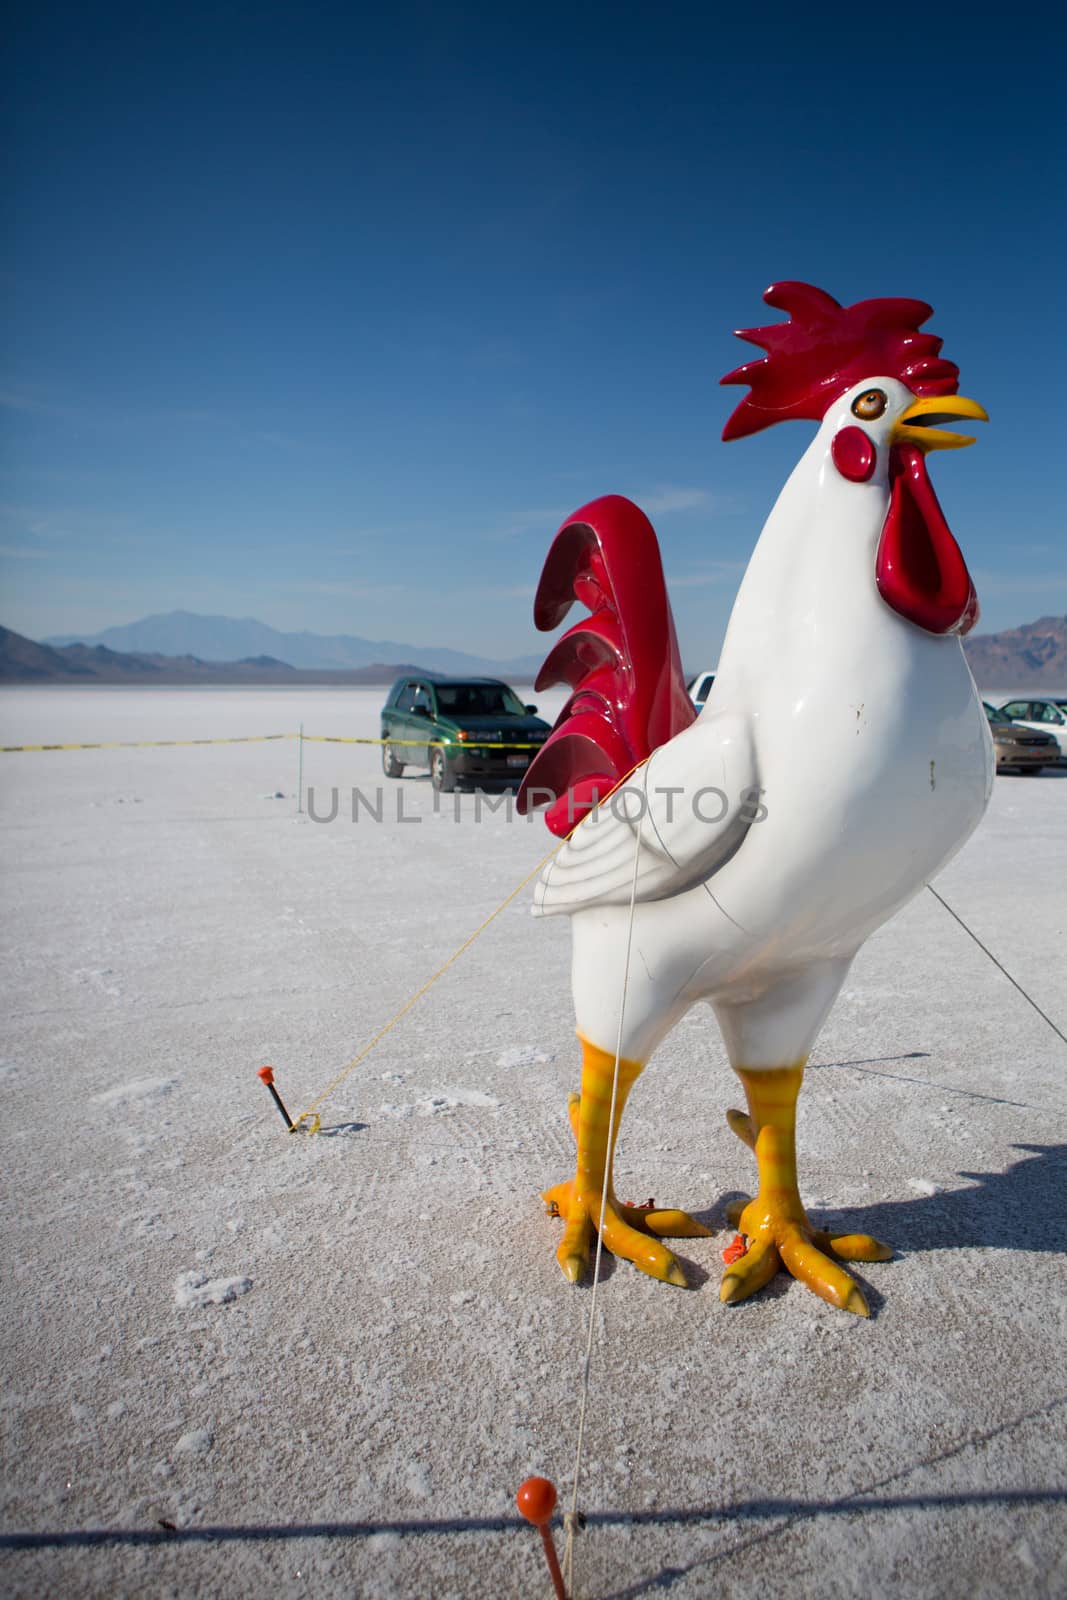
xmin=852 ymin=389 xmax=887 ymax=421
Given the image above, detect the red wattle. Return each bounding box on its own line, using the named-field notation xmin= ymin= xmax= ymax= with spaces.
xmin=875 ymin=446 xmax=978 ymax=636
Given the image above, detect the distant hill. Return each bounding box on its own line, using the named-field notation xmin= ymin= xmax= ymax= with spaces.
xmin=44 ymin=609 xmax=544 ymax=679
xmin=963 ymin=615 xmax=1067 ymax=688
xmin=0 ymin=626 xmax=428 ymax=685
xmin=0 ymin=627 xmax=100 ymax=681
xmin=13 ymin=612 xmax=1065 ymax=691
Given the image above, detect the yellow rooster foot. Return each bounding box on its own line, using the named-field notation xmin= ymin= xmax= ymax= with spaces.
xmin=543 ymin=1090 xmax=711 ymax=1288
xmin=723 ymin=1099 xmax=891 ymax=1315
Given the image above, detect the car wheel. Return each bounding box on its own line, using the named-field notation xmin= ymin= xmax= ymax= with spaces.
xmin=382 ymin=741 xmax=405 ymax=778
xmin=1019 ymin=766 xmax=1043 ymax=776
xmin=430 ymin=744 xmax=455 ymax=793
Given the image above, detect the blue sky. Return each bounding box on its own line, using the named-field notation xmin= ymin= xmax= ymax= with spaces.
xmin=4 ymin=2 xmax=1065 ymax=666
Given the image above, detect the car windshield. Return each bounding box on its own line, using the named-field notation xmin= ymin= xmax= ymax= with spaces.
xmin=984 ymin=703 xmax=1013 ymax=725
xmin=435 ymin=683 xmax=525 ymax=717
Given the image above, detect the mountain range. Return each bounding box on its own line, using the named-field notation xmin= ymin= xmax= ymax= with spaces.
xmin=0 ymin=626 xmax=433 ymax=685
xmin=959 ymin=615 xmax=1067 ymax=689
xmin=3 ymin=610 xmax=1065 ymax=688
xmin=44 ymin=610 xmax=544 ymax=679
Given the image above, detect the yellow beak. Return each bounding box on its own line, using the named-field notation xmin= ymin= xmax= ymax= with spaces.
xmin=891 ymin=394 xmax=989 ymax=452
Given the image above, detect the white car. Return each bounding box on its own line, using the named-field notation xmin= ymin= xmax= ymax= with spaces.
xmin=997 ymin=697 xmax=1067 ymax=760
xmin=687 ymin=669 xmax=717 ymax=713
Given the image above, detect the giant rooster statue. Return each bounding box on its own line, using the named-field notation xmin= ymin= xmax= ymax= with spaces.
xmin=517 ymin=282 xmax=993 ymax=1316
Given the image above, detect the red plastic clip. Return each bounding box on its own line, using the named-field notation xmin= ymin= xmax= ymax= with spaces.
xmin=722 ymin=1234 xmax=748 ymax=1265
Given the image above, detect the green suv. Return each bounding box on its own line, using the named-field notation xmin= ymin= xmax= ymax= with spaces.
xmin=380 ymin=675 xmax=552 ymax=792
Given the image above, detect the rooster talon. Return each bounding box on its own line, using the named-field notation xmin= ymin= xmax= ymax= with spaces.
xmin=778 ymin=1230 xmax=870 ymax=1316
xmin=559 ymin=1253 xmax=586 ymax=1284
xmin=556 ymin=1207 xmax=594 ymax=1282
xmin=813 ymin=1227 xmax=892 ymax=1263
xmin=720 ymin=1238 xmax=780 ymax=1304
xmin=639 ymin=1208 xmax=713 ymax=1239
xmin=600 ymin=1202 xmax=688 ymax=1285
xmin=726 ymin=1108 xmax=757 ymax=1150
xmin=826 ymin=1232 xmax=893 ymax=1263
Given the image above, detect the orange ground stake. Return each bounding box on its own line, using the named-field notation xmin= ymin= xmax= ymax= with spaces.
xmin=516 ymin=1477 xmax=567 ymax=1600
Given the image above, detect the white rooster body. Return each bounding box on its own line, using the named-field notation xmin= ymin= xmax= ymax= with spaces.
xmin=521 ymin=287 xmax=992 ymax=1312
xmin=543 ymin=376 xmax=993 ymax=1070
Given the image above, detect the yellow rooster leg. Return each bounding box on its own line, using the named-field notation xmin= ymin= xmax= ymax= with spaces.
xmin=542 ymin=1036 xmax=710 ymax=1287
xmin=721 ymin=1067 xmax=890 ymax=1315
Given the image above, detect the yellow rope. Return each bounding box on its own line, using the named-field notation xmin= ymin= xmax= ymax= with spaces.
xmin=290 ymin=759 xmax=644 ymax=1131
xmin=290 ymin=841 xmax=563 ymax=1129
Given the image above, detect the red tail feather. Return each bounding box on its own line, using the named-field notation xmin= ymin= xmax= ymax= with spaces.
xmin=517 ymin=496 xmax=695 ymax=835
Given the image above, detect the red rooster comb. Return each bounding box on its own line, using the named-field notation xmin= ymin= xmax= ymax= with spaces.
xmin=721 ymin=281 xmax=960 ymax=441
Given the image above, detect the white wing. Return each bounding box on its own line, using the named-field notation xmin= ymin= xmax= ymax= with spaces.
xmin=533 ymin=712 xmax=760 ymax=916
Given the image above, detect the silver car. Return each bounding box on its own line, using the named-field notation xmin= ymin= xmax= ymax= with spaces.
xmin=983 ymin=702 xmax=1059 ymax=774
xmin=997 ymin=697 xmax=1067 ymax=761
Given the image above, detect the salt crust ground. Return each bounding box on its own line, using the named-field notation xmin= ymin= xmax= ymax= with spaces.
xmin=1 ymin=686 xmax=1064 ymax=1600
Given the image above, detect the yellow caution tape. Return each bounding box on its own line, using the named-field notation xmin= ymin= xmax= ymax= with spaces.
xmin=0 ymin=735 xmax=292 ymax=752
xmin=1 ymin=733 xmax=544 ymax=752
xmin=302 ymin=735 xmax=545 ymax=748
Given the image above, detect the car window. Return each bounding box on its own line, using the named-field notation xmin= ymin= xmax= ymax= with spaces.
xmin=411 ymin=684 xmax=433 ymax=712
xmin=1001 ymin=702 xmax=1027 ymax=719
xmin=697 ymin=675 xmax=714 ymax=702
xmin=1038 ymin=704 xmax=1063 ymax=724
xmin=435 ymin=683 xmax=524 ymax=716
xmin=395 ymin=684 xmax=416 ymax=712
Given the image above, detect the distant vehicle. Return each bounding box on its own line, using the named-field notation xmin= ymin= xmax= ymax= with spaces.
xmin=996 ymin=697 xmax=1067 ymax=761
xmin=982 ymin=702 xmax=1058 ymax=774
xmin=380 ymin=675 xmax=551 ymax=792
xmin=687 ymin=670 xmax=716 ymax=713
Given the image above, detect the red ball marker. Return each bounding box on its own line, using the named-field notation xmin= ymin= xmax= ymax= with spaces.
xmin=516 ymin=1477 xmax=567 ymax=1600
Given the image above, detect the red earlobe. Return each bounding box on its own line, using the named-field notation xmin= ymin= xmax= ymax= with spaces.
xmin=832 ymin=427 xmax=877 ymax=483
